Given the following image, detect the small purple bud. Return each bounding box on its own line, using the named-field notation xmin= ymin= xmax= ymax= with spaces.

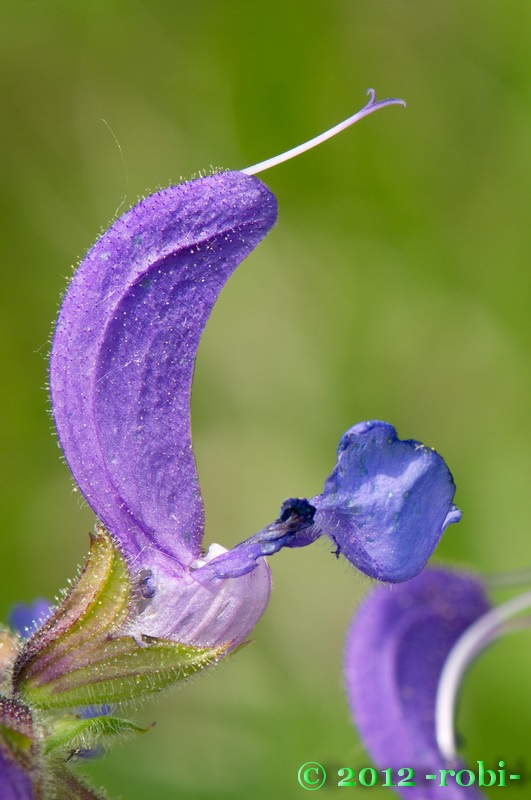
xmin=10 ymin=600 xmax=53 ymax=639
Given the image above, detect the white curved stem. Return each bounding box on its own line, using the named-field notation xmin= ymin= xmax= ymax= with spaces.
xmin=483 ymin=566 xmax=531 ymax=590
xmin=242 ymin=89 xmax=406 ymax=176
xmin=435 ymin=590 xmax=531 ymax=761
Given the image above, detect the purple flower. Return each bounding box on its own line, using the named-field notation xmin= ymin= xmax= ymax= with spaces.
xmin=50 ymin=172 xmax=278 ymax=650
xmin=0 ymin=753 xmax=34 ymax=800
xmin=3 ymin=91 xmax=475 ymax=800
xmin=345 ymin=568 xmax=491 ymax=798
xmin=10 ymin=600 xmax=52 ymax=639
xmin=3 ymin=93 xmax=468 ymax=798
xmin=48 ymin=170 xmax=463 ymax=655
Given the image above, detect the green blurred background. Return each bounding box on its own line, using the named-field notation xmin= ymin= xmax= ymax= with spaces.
xmin=1 ymin=1 xmax=530 ymax=797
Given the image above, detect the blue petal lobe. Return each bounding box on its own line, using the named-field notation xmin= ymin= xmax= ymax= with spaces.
xmin=312 ymin=421 xmax=461 ymax=581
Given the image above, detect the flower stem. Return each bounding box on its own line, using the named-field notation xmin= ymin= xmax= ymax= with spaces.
xmin=435 ymin=589 xmax=531 ymax=761
xmin=483 ymin=566 xmax=531 ymax=590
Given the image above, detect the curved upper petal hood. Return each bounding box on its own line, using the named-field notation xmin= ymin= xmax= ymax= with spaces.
xmin=49 ymin=172 xmax=277 ymax=648
xmin=50 ymin=172 xmax=278 ymax=569
xmin=345 ymin=568 xmax=490 ymax=799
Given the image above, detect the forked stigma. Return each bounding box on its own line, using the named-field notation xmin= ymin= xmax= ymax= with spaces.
xmin=242 ymin=88 xmax=406 ymax=176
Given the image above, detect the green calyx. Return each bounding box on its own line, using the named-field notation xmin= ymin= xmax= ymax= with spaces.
xmin=13 ymin=526 xmax=229 ymax=710
xmin=45 ymin=712 xmax=152 ymax=758
xmin=22 ymin=633 xmax=226 ymax=709
xmin=0 ymin=694 xmax=148 ymax=800
xmin=1 ymin=525 xmax=236 ymax=798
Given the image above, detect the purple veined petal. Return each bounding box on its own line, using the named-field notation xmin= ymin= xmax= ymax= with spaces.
xmin=50 ymin=172 xmax=278 ymax=568
xmin=311 ymin=421 xmax=462 ymax=582
xmin=0 ymin=750 xmax=34 ymax=800
xmin=126 ymin=542 xmax=272 ymax=649
xmin=345 ymin=568 xmax=490 ymax=799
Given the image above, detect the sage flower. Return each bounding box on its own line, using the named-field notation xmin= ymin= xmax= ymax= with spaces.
xmin=49 ymin=171 xmax=462 ymax=646
xmin=50 ymin=171 xmax=279 ymax=651
xmin=1 ymin=91 xmax=464 ymax=798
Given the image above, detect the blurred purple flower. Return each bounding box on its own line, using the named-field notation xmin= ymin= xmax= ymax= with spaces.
xmin=0 ymin=754 xmax=33 ymax=800
xmin=10 ymin=600 xmax=52 ymax=639
xmin=345 ymin=567 xmax=491 ymax=798
xmin=0 ymin=748 xmax=31 ymax=800
xmin=49 ymin=172 xmax=462 ymax=652
xmin=0 ymin=742 xmax=35 ymax=800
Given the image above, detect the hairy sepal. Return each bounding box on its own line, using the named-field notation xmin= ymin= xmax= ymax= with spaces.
xmin=45 ymin=713 xmax=150 ymax=757
xmin=21 ymin=634 xmax=227 ymax=709
xmin=13 ymin=526 xmax=228 ymax=710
